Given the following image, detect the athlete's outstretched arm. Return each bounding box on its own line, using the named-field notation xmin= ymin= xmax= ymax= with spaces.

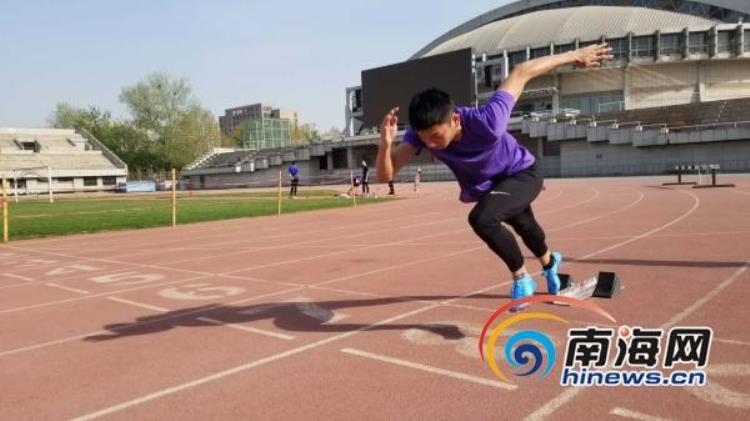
xmin=500 ymin=43 xmax=613 ymax=100
xmin=376 ymin=107 xmax=416 ymax=183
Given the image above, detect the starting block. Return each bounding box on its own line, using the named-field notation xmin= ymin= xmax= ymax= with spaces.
xmin=555 ymin=272 xmax=621 ymax=304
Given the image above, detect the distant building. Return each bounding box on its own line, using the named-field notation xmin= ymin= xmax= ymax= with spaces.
xmin=344 ymin=0 xmax=750 ymax=176
xmin=219 ymin=103 xmax=298 ymax=136
xmin=239 ymin=117 xmax=293 ymax=151
xmin=0 ymin=127 xmax=127 ymax=194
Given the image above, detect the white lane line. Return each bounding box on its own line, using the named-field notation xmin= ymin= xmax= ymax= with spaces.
xmin=0 ymin=187 xmax=627 ymax=359
xmin=0 ymin=286 xmax=305 ymax=358
xmin=69 ymin=189 xmax=658 ymax=420
xmin=45 ymin=283 xmax=90 ymax=295
xmin=0 ymin=211 xmax=456 ymax=291
xmin=316 ymin=188 xmax=639 ymax=289
xmin=0 ymin=331 xmax=110 ymax=358
xmin=714 ymin=338 xmax=750 ymax=347
xmin=340 ymin=347 xmax=516 ymax=390
xmin=3 ymin=186 xmax=591 ymax=284
xmin=70 ymin=304 xmax=440 ymax=421
xmin=107 ymin=298 xmax=294 ymax=340
xmin=5 ymin=273 xmax=35 ymax=282
xmin=106 ymin=297 xmax=169 ymax=313
xmin=0 ymin=186 xmax=596 ymax=307
xmin=661 ymin=262 xmax=749 ymax=329
xmin=0 ymin=186 xmax=625 ymax=372
xmin=522 ymin=189 xmax=702 ymax=421
xmin=195 ymin=317 xmax=294 ymax=341
xmin=610 ymin=407 xmax=674 ymax=421
xmin=0 ymin=223 xmax=468 ymax=310
xmin=524 ymin=263 xmax=750 ymax=420
xmin=0 ymin=274 xmax=209 ymax=314
xmin=551 ymin=229 xmax=750 ymax=242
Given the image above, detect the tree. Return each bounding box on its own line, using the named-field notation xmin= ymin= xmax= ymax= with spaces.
xmin=105 ymin=123 xmax=163 ymax=174
xmin=119 ymin=72 xmax=196 ymax=134
xmin=119 ymin=72 xmax=221 ymax=169
xmin=48 ymin=103 xmax=111 ymax=134
xmin=322 ymin=126 xmax=342 ymax=141
xmin=48 ymin=102 xmax=161 ymax=174
xmin=161 ymin=105 xmax=221 ymax=169
xmin=224 ymin=124 xmax=245 ymax=148
xmin=292 ymin=123 xmax=320 ymax=145
xmin=51 ymin=73 xmax=223 ymax=172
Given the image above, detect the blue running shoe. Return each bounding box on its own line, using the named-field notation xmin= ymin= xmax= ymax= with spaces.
xmin=543 ymin=251 xmax=563 ymax=295
xmin=510 ymin=275 xmax=537 ymax=312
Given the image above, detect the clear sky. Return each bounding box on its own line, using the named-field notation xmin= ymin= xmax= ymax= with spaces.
xmin=0 ymin=0 xmax=513 ymax=132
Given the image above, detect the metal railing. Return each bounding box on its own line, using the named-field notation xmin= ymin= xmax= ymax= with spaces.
xmin=667 ymin=120 xmax=750 ymax=132
xmin=76 ymin=127 xmax=128 ymax=170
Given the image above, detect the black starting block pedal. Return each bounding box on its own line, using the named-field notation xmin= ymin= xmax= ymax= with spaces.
xmin=555 ymin=272 xmax=621 ymax=304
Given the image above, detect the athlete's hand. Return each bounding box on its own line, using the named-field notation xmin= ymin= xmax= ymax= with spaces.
xmin=572 ymin=43 xmax=613 ymax=68
xmin=380 ymin=107 xmax=399 ymax=146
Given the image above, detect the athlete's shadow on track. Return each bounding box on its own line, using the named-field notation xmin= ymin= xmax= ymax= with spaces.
xmin=84 ymin=294 xmax=510 ymax=343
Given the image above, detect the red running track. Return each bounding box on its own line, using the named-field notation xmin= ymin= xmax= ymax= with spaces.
xmin=1 ymin=175 xmax=749 ymax=420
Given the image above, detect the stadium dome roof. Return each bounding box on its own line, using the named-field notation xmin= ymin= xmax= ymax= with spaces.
xmin=412 ymin=1 xmax=750 ymax=59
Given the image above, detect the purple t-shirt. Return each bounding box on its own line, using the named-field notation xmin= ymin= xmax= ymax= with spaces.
xmin=403 ymin=90 xmax=535 ymax=203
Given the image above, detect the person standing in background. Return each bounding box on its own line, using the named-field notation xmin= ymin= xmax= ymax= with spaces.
xmin=288 ymin=161 xmax=299 ymax=198
xmin=361 ymin=160 xmax=370 ymax=196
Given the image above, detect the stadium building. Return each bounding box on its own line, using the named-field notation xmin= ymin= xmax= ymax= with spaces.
xmin=185 ymin=0 xmax=750 ymax=187
xmin=0 ymin=127 xmax=127 ymax=195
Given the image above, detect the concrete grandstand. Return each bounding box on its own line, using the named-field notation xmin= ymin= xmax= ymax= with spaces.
xmin=186 ymin=0 xmax=750 ymax=186
xmin=0 ymin=127 xmax=127 ymax=195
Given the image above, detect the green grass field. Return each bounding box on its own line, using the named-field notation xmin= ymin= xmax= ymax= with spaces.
xmin=3 ymin=190 xmax=392 ymax=241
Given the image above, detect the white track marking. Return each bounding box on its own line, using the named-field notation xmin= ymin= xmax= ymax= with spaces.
xmin=106 ymin=297 xmax=294 ymax=341
xmin=341 ymin=347 xmax=515 ymax=390
xmin=0 ymin=275 xmax=210 ymax=314
xmin=70 ymin=304 xmax=441 ymax=421
xmin=5 ymin=273 xmax=34 ymax=282
xmin=0 ymin=332 xmax=109 ymax=358
xmin=283 ymin=296 xmax=349 ymax=323
xmin=195 ymin=317 xmax=294 ymax=340
xmin=45 ymin=283 xmax=90 ymax=295
xmin=3 ymin=187 xmax=597 ymax=287
xmin=660 ymin=262 xmax=749 ymax=329
xmin=106 ymin=297 xmax=169 ymax=312
xmin=610 ymin=407 xmax=673 ymax=421
xmin=714 ymin=338 xmax=750 ymax=347
xmin=522 ymin=190 xmax=703 ymax=420
xmin=0 ymin=187 xmax=638 ymax=358
xmin=72 ymin=187 xmax=699 ymax=420
xmin=0 ymin=286 xmax=304 ymax=358
xmin=686 ymin=363 xmax=750 ymax=409
xmin=525 ymin=211 xmax=750 ymax=420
